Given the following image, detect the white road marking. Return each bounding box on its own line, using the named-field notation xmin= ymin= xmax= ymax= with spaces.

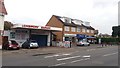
xmin=52 ymin=63 xmax=66 ymax=66
xmin=57 ymin=55 xmax=81 ymax=61
xmin=44 ymin=53 xmax=71 ymax=58
xmin=83 ymin=55 xmax=91 ymax=58
xmin=87 ymin=49 xmax=96 ymax=51
xmin=103 ymin=52 xmax=118 ymax=57
xmin=70 ymin=58 xmax=90 ymax=63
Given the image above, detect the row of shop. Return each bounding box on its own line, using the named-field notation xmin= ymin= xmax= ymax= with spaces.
xmin=64 ymin=34 xmax=96 ymax=44
xmin=3 ymin=24 xmax=62 ymax=47
xmin=3 ymin=24 xmax=96 ymax=48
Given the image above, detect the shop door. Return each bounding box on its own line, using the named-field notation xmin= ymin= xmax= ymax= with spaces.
xmin=31 ymin=35 xmax=48 ymax=47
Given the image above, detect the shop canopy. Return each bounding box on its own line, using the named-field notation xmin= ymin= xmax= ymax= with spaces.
xmin=76 ymin=34 xmax=86 ymax=39
xmin=86 ymin=36 xmax=95 ymax=39
xmin=12 ymin=24 xmax=62 ymax=32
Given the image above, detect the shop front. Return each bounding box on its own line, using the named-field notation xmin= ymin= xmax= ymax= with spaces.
xmin=7 ymin=24 xmax=62 ymax=47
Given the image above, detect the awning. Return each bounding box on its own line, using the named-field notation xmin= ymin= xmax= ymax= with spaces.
xmin=87 ymin=36 xmax=95 ymax=38
xmin=76 ymin=34 xmax=86 ymax=39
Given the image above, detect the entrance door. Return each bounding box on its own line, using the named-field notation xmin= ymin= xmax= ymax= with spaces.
xmin=31 ymin=35 xmax=48 ymax=47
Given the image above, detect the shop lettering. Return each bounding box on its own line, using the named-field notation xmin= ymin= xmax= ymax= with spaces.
xmin=22 ymin=25 xmax=39 ymax=28
xmin=41 ymin=26 xmax=50 ymax=29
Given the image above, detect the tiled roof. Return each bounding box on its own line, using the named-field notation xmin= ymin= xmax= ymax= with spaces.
xmin=53 ymin=15 xmax=95 ymax=30
xmin=0 ymin=0 xmax=7 ymax=15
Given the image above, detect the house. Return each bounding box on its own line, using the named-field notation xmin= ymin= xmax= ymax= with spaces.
xmin=0 ymin=0 xmax=7 ymax=49
xmin=46 ymin=15 xmax=97 ymax=44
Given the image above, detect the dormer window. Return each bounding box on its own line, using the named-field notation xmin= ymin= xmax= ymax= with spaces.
xmin=65 ymin=18 xmax=71 ymax=23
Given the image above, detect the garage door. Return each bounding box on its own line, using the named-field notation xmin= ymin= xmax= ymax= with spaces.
xmin=31 ymin=35 xmax=48 ymax=47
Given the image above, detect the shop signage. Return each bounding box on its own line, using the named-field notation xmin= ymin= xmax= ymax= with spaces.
xmin=41 ymin=26 xmax=50 ymax=30
xmin=22 ymin=25 xmax=39 ymax=29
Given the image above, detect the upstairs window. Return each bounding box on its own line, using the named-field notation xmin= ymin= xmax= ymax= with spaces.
xmin=77 ymin=27 xmax=81 ymax=32
xmin=87 ymin=29 xmax=90 ymax=33
xmin=65 ymin=18 xmax=71 ymax=23
xmin=71 ymin=27 xmax=76 ymax=32
xmin=91 ymin=30 xmax=94 ymax=33
xmin=64 ymin=26 xmax=70 ymax=31
xmin=82 ymin=28 xmax=86 ymax=33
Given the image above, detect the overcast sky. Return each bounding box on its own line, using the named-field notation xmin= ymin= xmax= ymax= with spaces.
xmin=4 ymin=0 xmax=119 ymax=35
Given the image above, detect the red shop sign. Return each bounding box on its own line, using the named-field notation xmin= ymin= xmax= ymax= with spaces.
xmin=41 ymin=26 xmax=50 ymax=29
xmin=22 ymin=25 xmax=39 ymax=29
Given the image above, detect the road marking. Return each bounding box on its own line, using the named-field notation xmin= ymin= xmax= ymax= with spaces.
xmin=44 ymin=53 xmax=71 ymax=58
xmin=70 ymin=58 xmax=90 ymax=63
xmin=57 ymin=55 xmax=81 ymax=61
xmin=103 ymin=52 xmax=118 ymax=57
xmin=52 ymin=58 xmax=90 ymax=66
xmin=52 ymin=63 xmax=66 ymax=66
xmin=83 ymin=55 xmax=91 ymax=58
xmin=87 ymin=49 xmax=96 ymax=51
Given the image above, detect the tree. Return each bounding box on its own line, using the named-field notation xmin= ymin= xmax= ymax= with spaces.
xmin=4 ymin=21 xmax=13 ymax=30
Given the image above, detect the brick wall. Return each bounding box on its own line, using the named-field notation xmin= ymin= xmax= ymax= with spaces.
xmin=46 ymin=15 xmax=64 ymax=41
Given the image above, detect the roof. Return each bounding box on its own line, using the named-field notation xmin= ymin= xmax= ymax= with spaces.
xmin=0 ymin=0 xmax=7 ymax=15
xmin=53 ymin=15 xmax=95 ymax=30
xmin=54 ymin=15 xmax=82 ymax=27
xmin=82 ymin=24 xmax=95 ymax=30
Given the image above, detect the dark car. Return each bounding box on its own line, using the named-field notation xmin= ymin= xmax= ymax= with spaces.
xmin=22 ymin=40 xmax=39 ymax=49
xmin=3 ymin=40 xmax=20 ymax=50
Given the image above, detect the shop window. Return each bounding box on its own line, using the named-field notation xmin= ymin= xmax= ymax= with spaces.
xmin=10 ymin=32 xmax=15 ymax=39
xmin=65 ymin=37 xmax=70 ymax=41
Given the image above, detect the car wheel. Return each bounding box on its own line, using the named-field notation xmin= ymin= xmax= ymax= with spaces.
xmin=6 ymin=47 xmax=9 ymax=50
xmin=28 ymin=46 xmax=31 ymax=49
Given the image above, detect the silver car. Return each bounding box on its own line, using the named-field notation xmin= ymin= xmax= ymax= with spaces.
xmin=22 ymin=40 xmax=39 ymax=48
xmin=77 ymin=41 xmax=90 ymax=46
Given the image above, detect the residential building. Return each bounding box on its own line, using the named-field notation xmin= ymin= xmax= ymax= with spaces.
xmin=46 ymin=15 xmax=96 ymax=44
xmin=0 ymin=0 xmax=7 ymax=49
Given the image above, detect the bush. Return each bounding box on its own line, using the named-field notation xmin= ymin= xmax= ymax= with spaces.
xmin=96 ymin=37 xmax=120 ymax=45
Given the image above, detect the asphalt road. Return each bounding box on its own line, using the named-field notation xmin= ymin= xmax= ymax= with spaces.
xmin=2 ymin=45 xmax=118 ymax=66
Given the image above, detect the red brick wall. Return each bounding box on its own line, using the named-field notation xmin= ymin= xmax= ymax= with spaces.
xmin=46 ymin=15 xmax=64 ymax=41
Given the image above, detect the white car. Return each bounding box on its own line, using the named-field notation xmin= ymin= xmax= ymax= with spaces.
xmin=77 ymin=41 xmax=90 ymax=46
xmin=22 ymin=40 xmax=39 ymax=48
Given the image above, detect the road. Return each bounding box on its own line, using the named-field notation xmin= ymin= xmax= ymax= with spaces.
xmin=2 ymin=45 xmax=119 ymax=67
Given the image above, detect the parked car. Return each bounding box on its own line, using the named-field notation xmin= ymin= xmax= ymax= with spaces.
xmin=3 ymin=40 xmax=20 ymax=50
xmin=22 ymin=40 xmax=39 ymax=48
xmin=77 ymin=40 xmax=90 ymax=46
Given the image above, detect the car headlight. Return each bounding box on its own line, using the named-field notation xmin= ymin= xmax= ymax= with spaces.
xmin=9 ymin=46 xmax=12 ymax=47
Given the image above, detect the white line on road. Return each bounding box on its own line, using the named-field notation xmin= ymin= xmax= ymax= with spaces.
xmin=44 ymin=53 xmax=71 ymax=58
xmin=57 ymin=55 xmax=81 ymax=61
xmin=103 ymin=52 xmax=118 ymax=57
xmin=52 ymin=58 xmax=90 ymax=66
xmin=87 ymin=49 xmax=96 ymax=51
xmin=83 ymin=55 xmax=91 ymax=58
xmin=70 ymin=58 xmax=90 ymax=63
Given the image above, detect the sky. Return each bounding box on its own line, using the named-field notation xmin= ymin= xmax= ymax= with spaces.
xmin=4 ymin=0 xmax=119 ymax=35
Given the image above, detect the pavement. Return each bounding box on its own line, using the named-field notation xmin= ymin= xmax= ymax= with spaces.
xmin=1 ymin=44 xmax=119 ymax=66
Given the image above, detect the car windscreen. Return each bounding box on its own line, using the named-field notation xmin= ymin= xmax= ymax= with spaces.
xmin=11 ymin=40 xmax=18 ymax=45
